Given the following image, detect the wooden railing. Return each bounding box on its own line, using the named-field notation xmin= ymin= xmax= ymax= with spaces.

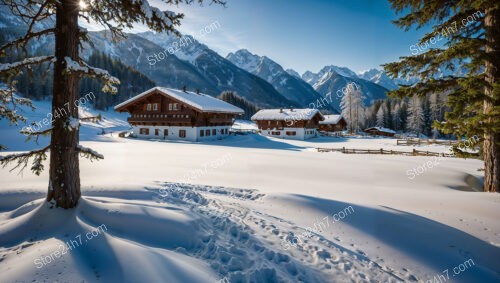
xmin=208 ymin=117 xmax=233 ymax=124
xmin=128 ymin=116 xmax=193 ymax=123
xmin=317 ymin=147 xmax=457 ymax=157
xmin=396 ymin=139 xmax=459 ymax=146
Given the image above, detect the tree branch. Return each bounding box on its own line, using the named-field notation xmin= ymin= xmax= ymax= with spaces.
xmin=0 ymin=28 xmax=55 ymax=56
xmin=63 ymin=57 xmax=120 ymax=93
xmin=0 ymin=56 xmax=55 ymax=75
xmin=77 ymin=145 xmax=104 ymax=161
xmin=0 ymin=145 xmax=49 ymax=175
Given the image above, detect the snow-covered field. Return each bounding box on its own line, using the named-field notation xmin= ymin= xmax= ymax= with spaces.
xmin=0 ymin=103 xmax=499 ymax=282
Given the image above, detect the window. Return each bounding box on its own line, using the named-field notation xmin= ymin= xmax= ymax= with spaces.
xmin=200 ymin=130 xmax=204 ymax=137
xmin=146 ymin=104 xmax=152 ymax=111
xmin=212 ymin=129 xmax=216 ymax=135
xmin=268 ymin=121 xmax=271 ymax=125
xmin=155 ymin=129 xmax=159 ymax=136
xmin=153 ymin=103 xmax=158 ymax=111
xmin=173 ymin=103 xmax=178 ymax=110
xmin=168 ymin=103 xmax=173 ymax=110
xmin=140 ymin=128 xmax=149 ymax=135
xmin=179 ymin=130 xmax=186 ymax=138
xmin=206 ymin=129 xmax=210 ymax=136
xmin=164 ymin=129 xmax=168 ymax=137
xmin=272 ymin=131 xmax=280 ymax=136
xmin=286 ymin=131 xmax=296 ymax=136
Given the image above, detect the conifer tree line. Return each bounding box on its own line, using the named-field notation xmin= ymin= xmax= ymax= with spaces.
xmin=79 ymin=52 xmax=156 ymax=110
xmin=0 ymin=42 xmax=156 ymax=109
xmin=364 ymin=92 xmax=449 ymax=138
xmin=218 ymin=90 xmax=259 ymax=120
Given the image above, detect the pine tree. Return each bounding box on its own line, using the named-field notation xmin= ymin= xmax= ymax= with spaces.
xmin=393 ymin=102 xmax=402 ymax=131
xmin=407 ymin=95 xmax=424 ymax=135
xmin=384 ymin=99 xmax=393 ymax=129
xmin=384 ymin=1 xmax=499 ymax=192
xmin=422 ymin=95 xmax=432 ymax=137
xmin=340 ymin=83 xmax=365 ymax=133
xmin=429 ymin=92 xmax=443 ymax=123
xmin=376 ymin=105 xmax=385 ymax=128
xmin=218 ymin=90 xmax=259 ymax=120
xmin=0 ymin=0 xmax=224 ymax=208
xmin=399 ymin=100 xmax=408 ymax=132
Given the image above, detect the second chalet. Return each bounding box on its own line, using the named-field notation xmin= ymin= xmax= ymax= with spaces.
xmin=114 ymin=87 xmax=244 ymax=141
xmin=251 ymin=108 xmax=324 ymax=140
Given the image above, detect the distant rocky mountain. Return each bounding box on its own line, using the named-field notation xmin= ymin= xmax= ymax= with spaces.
xmin=358 ymin=69 xmax=399 ymax=90
xmin=302 ymin=66 xmax=389 ymax=108
xmin=136 ymin=32 xmax=297 ymax=108
xmin=302 ymin=65 xmax=359 ymax=87
xmin=285 ymin=69 xmax=301 ymax=78
xmin=1 ymin=4 xmax=463 ymax=113
xmin=226 ymin=49 xmax=331 ymax=110
xmin=0 ymin=4 xmax=297 ymax=110
xmin=357 ymin=66 xmax=466 ymax=90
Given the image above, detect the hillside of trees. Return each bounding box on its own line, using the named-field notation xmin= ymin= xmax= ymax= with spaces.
xmin=1 ymin=44 xmax=155 ymax=110
xmin=218 ymin=91 xmax=260 ymax=120
xmin=338 ymin=83 xmax=450 ymax=138
xmin=79 ymin=52 xmax=156 ymax=110
xmin=364 ymin=92 xmax=449 ymax=138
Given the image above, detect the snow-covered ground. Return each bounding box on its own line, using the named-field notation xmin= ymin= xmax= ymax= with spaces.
xmin=0 ymin=103 xmax=499 ymax=282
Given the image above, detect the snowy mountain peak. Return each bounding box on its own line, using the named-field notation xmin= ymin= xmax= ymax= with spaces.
xmin=286 ymin=69 xmax=301 ymax=78
xmin=320 ymin=65 xmax=358 ymax=79
xmin=358 ymin=69 xmax=399 ymax=90
xmin=226 ymin=49 xmax=263 ymax=74
xmin=226 ymin=49 xmax=329 ymax=109
xmin=301 ymin=65 xmax=358 ymax=86
xmin=227 ymin=49 xmax=286 ymax=82
xmin=358 ymin=68 xmax=382 ymax=79
xmin=302 ymin=71 xmax=320 ymax=85
xmin=138 ymin=31 xmax=208 ymax=65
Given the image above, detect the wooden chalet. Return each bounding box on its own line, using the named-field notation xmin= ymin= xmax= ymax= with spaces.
xmin=114 ymin=87 xmax=244 ymax=141
xmin=251 ymin=108 xmax=324 ymax=140
xmin=364 ymin=127 xmax=396 ymax=137
xmin=318 ymin=114 xmax=347 ymax=132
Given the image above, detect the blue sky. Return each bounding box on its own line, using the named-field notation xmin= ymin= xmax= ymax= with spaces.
xmin=86 ymin=0 xmax=429 ymax=75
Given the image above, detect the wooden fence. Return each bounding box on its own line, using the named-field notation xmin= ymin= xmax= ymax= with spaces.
xmin=396 ymin=139 xmax=458 ymax=146
xmin=317 ymin=147 xmax=455 ymax=157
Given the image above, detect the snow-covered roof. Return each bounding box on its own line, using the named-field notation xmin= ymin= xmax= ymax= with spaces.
xmin=365 ymin=127 xmax=396 ymax=134
xmin=251 ymin=108 xmax=323 ymax=121
xmin=114 ymin=87 xmax=244 ymax=114
xmin=319 ymin=114 xmax=344 ymax=125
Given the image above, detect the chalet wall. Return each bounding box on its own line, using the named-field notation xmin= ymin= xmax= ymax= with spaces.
xmin=132 ymin=125 xmax=231 ymax=142
xmin=259 ymin=128 xmax=318 ymax=140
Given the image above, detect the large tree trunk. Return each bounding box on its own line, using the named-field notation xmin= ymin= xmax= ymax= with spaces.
xmin=483 ymin=7 xmax=500 ymax=192
xmin=47 ymin=0 xmax=81 ymax=207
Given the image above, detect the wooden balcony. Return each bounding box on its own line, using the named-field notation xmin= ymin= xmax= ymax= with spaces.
xmin=128 ymin=116 xmax=193 ymax=125
xmin=208 ymin=117 xmax=233 ymax=124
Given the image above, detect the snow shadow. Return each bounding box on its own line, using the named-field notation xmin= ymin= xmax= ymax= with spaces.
xmin=138 ymin=133 xmax=308 ymax=151
xmin=285 ymin=194 xmax=500 ymax=282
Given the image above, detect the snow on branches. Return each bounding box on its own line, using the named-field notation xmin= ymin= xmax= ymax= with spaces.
xmin=77 ymin=145 xmax=104 ymax=161
xmin=0 ymin=83 xmax=34 ymax=126
xmin=0 ymin=146 xmax=49 ymax=175
xmin=0 ymin=56 xmax=55 ymax=75
xmin=131 ymin=0 xmax=176 ymax=26
xmin=64 ymin=57 xmax=120 ymax=93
